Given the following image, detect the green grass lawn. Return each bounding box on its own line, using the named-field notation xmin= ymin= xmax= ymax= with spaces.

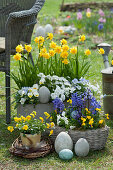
xmin=0 ymin=0 xmax=113 ymax=169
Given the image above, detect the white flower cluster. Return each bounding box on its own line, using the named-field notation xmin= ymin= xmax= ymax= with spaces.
xmin=57 ymin=111 xmax=69 ymax=125
xmin=17 ymin=84 xmax=39 ymax=104
xmin=38 ymin=73 xmax=75 ymax=101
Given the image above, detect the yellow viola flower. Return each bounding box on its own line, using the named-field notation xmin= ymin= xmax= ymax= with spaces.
xmin=95 ymin=108 xmax=101 ymax=112
xmin=50 ymin=41 xmax=57 ymax=49
xmin=89 ymin=118 xmax=94 ymax=127
xmin=7 ymin=126 xmax=14 ymax=132
xmin=99 ymin=48 xmax=105 ymax=55
xmin=111 ymin=60 xmax=113 ymax=65
xmin=25 ymin=44 xmax=32 ymax=53
xmin=26 ymin=115 xmax=31 ymax=121
xmin=81 ymin=117 xmax=86 ymax=122
xmin=16 ymin=124 xmax=19 ymax=128
xmin=60 ymin=51 xmax=68 ymax=59
xmin=87 ymin=116 xmax=91 ymax=119
xmin=39 ymin=117 xmax=44 ymax=123
xmin=62 ymin=59 xmax=69 ymax=64
xmin=49 ymin=130 xmax=53 ymax=136
xmin=50 ymin=116 xmax=53 ymax=122
xmin=86 ymin=12 xmax=91 ymax=17
xmin=23 ymin=125 xmax=28 ymax=131
xmin=60 ymin=39 xmax=67 ymax=45
xmin=99 ymin=120 xmax=104 ymax=124
xmin=47 ymin=33 xmax=53 ymax=40
xmin=46 ymin=123 xmax=50 ymax=128
xmin=14 ymin=117 xmax=21 ymax=123
xmin=55 ymin=46 xmax=61 ymax=54
xmin=13 ymin=53 xmax=21 ymax=61
xmin=30 ymin=113 xmax=35 ymax=118
xmin=49 ymin=49 xmax=55 ymax=57
xmin=32 ymin=111 xmax=36 ymax=115
xmin=62 ymin=45 xmax=69 ymax=52
xmin=79 ymin=35 xmax=86 ymax=42
xmin=51 ymin=122 xmax=55 ymax=128
xmin=16 ymin=44 xmax=24 ymax=53
xmin=70 ymin=47 xmax=77 ymax=54
xmin=67 ymin=99 xmax=72 ymax=104
xmin=44 ymin=112 xmax=50 ymax=119
xmin=85 ymin=108 xmax=91 ymax=114
xmin=85 ymin=49 xmax=91 ymax=56
xmin=82 ymin=122 xmax=86 ymax=126
xmin=55 ymin=109 xmax=57 ymax=114
xmin=105 ymin=113 xmax=109 ymax=119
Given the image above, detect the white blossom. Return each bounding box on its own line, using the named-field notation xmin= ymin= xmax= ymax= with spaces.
xmin=20 ymin=98 xmax=26 ymax=104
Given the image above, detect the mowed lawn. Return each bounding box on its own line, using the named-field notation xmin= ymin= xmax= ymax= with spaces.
xmin=0 ymin=0 xmax=113 ymax=169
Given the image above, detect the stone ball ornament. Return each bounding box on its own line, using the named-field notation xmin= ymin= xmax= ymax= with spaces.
xmin=39 ymin=86 xmax=50 ymax=103
xmin=55 ymin=132 xmax=73 ymax=154
xmin=35 ymin=26 xmax=45 ymax=37
xmin=45 ymin=24 xmax=53 ymax=35
xmin=74 ymin=138 xmax=89 ymax=157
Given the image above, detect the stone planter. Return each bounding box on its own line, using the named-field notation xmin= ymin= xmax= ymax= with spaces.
xmin=17 ymin=103 xmax=54 ymax=121
xmin=20 ymin=133 xmax=41 ymax=148
xmin=43 ymin=125 xmax=109 ymax=151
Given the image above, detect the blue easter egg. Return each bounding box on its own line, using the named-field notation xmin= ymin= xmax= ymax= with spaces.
xmin=59 ymin=149 xmax=73 ymax=160
xmin=71 ymin=110 xmax=78 ymax=119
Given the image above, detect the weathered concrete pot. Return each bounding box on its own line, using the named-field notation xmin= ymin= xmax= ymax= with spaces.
xmin=101 ymin=67 xmax=113 ymax=119
xmin=17 ymin=103 xmax=54 ymax=121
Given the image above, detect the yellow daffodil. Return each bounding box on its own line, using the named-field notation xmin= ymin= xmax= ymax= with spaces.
xmin=99 ymin=120 xmax=104 ymax=124
xmin=16 ymin=44 xmax=24 ymax=53
xmin=30 ymin=113 xmax=35 ymax=118
xmin=60 ymin=51 xmax=68 ymax=59
xmin=50 ymin=41 xmax=56 ymax=49
xmin=34 ymin=36 xmax=44 ymax=45
xmin=49 ymin=130 xmax=53 ymax=136
xmin=87 ymin=116 xmax=91 ymax=119
xmin=99 ymin=48 xmax=105 ymax=55
xmin=85 ymin=49 xmax=91 ymax=56
xmin=39 ymin=117 xmax=44 ymax=123
xmin=26 ymin=115 xmax=31 ymax=121
xmin=86 ymin=12 xmax=91 ymax=17
xmin=43 ymin=53 xmax=50 ymax=59
xmin=25 ymin=44 xmax=32 ymax=53
xmin=51 ymin=122 xmax=55 ymax=128
xmin=89 ymin=118 xmax=94 ymax=127
xmin=67 ymin=99 xmax=72 ymax=104
xmin=49 ymin=49 xmax=55 ymax=57
xmin=44 ymin=112 xmax=50 ymax=119
xmin=46 ymin=123 xmax=50 ymax=128
xmin=55 ymin=46 xmax=61 ymax=54
xmin=79 ymin=35 xmax=86 ymax=42
xmin=62 ymin=59 xmax=69 ymax=64
xmin=23 ymin=125 xmax=28 ymax=131
xmin=62 ymin=45 xmax=69 ymax=52
xmin=70 ymin=47 xmax=77 ymax=54
xmin=105 ymin=113 xmax=109 ymax=119
xmin=47 ymin=33 xmax=53 ymax=40
xmin=60 ymin=39 xmax=67 ymax=45
xmin=13 ymin=53 xmax=21 ymax=61
xmin=7 ymin=126 xmax=14 ymax=132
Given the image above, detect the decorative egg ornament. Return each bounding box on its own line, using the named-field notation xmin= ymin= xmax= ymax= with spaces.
xmin=59 ymin=149 xmax=73 ymax=160
xmin=74 ymin=138 xmax=89 ymax=157
xmin=45 ymin=24 xmax=53 ymax=35
xmin=35 ymin=26 xmax=45 ymax=37
xmin=55 ymin=132 xmax=73 ymax=154
xmin=71 ymin=110 xmax=78 ymax=119
xmin=39 ymin=86 xmax=50 ymax=103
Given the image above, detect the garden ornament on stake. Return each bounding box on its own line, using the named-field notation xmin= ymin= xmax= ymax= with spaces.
xmin=98 ymin=43 xmax=113 ymax=119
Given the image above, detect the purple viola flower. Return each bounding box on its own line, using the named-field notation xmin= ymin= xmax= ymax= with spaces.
xmin=98 ymin=24 xmax=104 ymax=31
xmin=52 ymin=97 xmax=64 ymax=114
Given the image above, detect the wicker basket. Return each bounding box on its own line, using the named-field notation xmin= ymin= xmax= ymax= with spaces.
xmin=9 ymin=137 xmax=53 ymax=159
xmin=43 ymin=125 xmax=109 ymax=151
